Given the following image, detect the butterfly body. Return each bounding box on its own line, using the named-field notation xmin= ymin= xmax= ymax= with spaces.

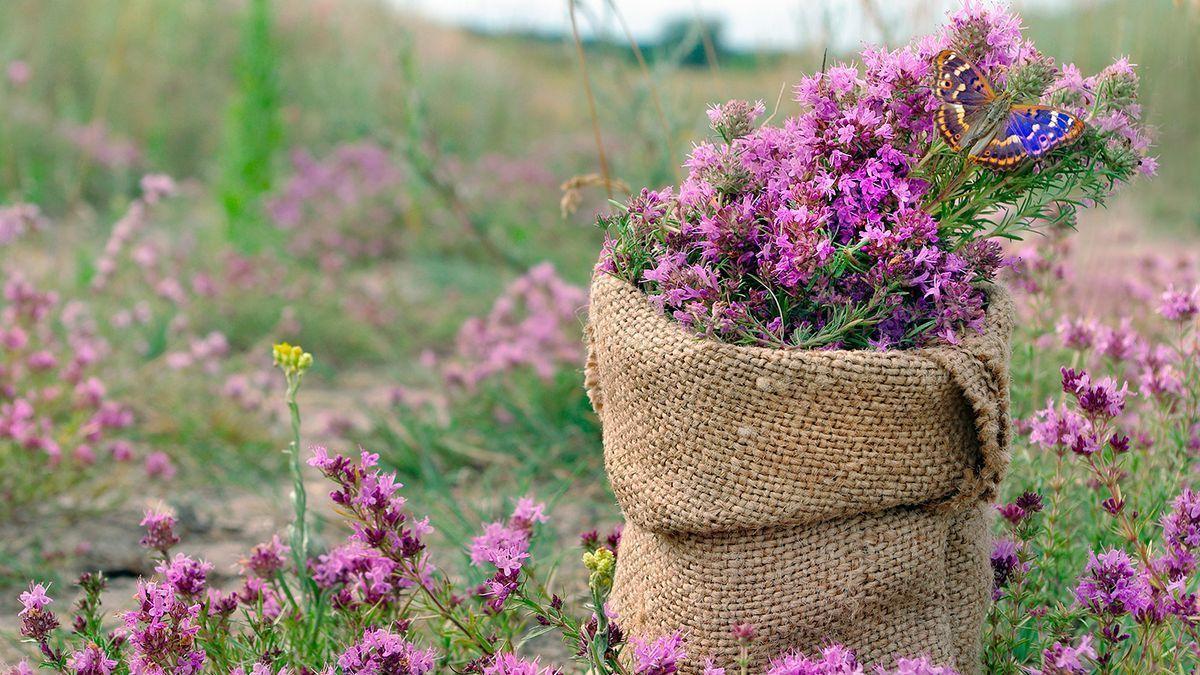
xmin=933 ymin=50 xmax=1084 ymax=170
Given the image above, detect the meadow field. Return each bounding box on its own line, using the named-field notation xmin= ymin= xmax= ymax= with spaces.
xmin=1 ymin=0 xmax=1199 ymax=672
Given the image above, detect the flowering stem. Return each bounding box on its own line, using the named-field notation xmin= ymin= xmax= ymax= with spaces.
xmin=284 ymin=372 xmax=309 ymax=589
xmin=273 ymin=342 xmax=317 ymax=611
xmin=397 ymin=555 xmax=494 ymax=656
xmin=588 ymin=584 xmax=622 ymax=674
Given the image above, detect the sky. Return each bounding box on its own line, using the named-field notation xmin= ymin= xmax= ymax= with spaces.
xmin=394 ymin=0 xmax=1074 ymax=52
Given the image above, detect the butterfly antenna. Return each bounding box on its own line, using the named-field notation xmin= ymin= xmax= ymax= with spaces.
xmin=820 ymin=47 xmax=829 ymax=75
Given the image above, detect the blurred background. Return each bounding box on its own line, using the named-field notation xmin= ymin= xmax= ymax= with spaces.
xmin=0 ymin=0 xmax=1197 ymax=649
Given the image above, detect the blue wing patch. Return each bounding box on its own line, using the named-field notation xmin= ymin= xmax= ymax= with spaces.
xmin=1006 ymin=105 xmax=1085 ymax=157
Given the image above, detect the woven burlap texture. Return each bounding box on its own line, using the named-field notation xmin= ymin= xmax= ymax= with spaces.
xmin=584 ymin=272 xmax=1014 ymax=674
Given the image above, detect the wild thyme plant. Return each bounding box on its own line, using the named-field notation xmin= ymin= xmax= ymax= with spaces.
xmin=597 ymin=3 xmax=1154 ymax=350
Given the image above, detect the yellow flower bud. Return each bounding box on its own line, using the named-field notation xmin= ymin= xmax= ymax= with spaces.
xmin=583 ymin=547 xmax=616 ymax=592
xmin=272 ymin=342 xmax=313 ymax=375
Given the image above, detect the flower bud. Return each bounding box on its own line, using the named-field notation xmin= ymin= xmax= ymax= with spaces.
xmin=583 ymin=547 xmax=616 ymax=592
xmin=272 ymin=342 xmax=314 ymax=375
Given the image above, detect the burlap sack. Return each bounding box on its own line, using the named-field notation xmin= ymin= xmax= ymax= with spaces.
xmin=584 ymin=272 xmax=1014 ymax=674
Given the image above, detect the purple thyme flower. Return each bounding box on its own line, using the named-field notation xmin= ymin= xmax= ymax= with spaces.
xmin=632 ymin=632 xmax=687 ymax=675
xmin=997 ymin=491 xmax=1044 ymax=525
xmin=510 ymin=496 xmax=549 ymax=529
xmin=241 ymin=534 xmax=291 ymax=578
xmin=1093 ymin=319 xmax=1145 ymax=363
xmin=483 ymin=653 xmax=557 ymax=675
xmin=1159 ymin=285 xmax=1199 ymax=322
xmin=207 ymin=588 xmax=238 ymax=619
xmin=1061 ymin=368 xmax=1130 ymax=420
xmin=1016 ymin=491 xmax=1044 ymax=514
xmin=731 ymin=622 xmax=756 ymax=642
xmin=230 ymin=665 xmax=276 ymax=675
xmin=67 ymin=643 xmax=118 ymax=675
xmin=18 ymin=582 xmax=58 ymax=642
xmin=18 ymin=582 xmax=51 ymax=615
xmin=155 ymin=553 xmax=213 ymax=598
xmin=470 ymin=522 xmax=531 ymax=575
xmin=1030 ymin=635 xmax=1096 ymax=675
xmin=144 ymin=451 xmax=176 ymax=480
xmin=766 ymin=644 xmax=862 ymax=674
xmin=121 ymin=580 xmax=206 ymax=674
xmin=990 ymin=538 xmax=1023 ymax=600
xmin=469 ymin=497 xmax=549 ymax=612
xmin=918 ymin=1 xmax=1027 ymax=80
xmin=889 ymin=657 xmax=958 ymax=675
xmin=1056 ymin=316 xmax=1098 ymax=351
xmin=1074 ymin=548 xmax=1152 ymax=618
xmin=311 ymin=538 xmax=422 ymax=609
xmin=236 ymin=576 xmax=284 ymax=621
xmin=480 ymin=569 xmax=521 ymax=614
xmin=1027 ymin=401 xmax=1090 ymax=452
xmin=707 ymin=99 xmax=766 ymax=142
xmin=1159 ymin=488 xmax=1200 ymax=580
xmin=336 ymin=627 xmax=438 ymax=674
xmin=138 ymin=508 xmax=180 ymax=554
xmin=1163 ymin=488 xmax=1200 ymax=551
xmin=442 ymin=263 xmax=586 ymax=390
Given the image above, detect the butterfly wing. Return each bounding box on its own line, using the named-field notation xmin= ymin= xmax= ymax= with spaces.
xmin=971 ymin=130 xmax=1028 ymax=170
xmin=935 ymin=102 xmax=972 ymax=152
xmin=933 ymin=50 xmax=999 ymax=150
xmin=973 ymin=105 xmax=1085 ymax=170
xmin=1006 ymin=105 xmax=1086 ymax=157
xmin=933 ymin=50 xmax=997 ymax=106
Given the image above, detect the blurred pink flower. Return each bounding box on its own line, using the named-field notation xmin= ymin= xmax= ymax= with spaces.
xmin=144 ymin=451 xmax=176 ymax=480
xmin=6 ymin=60 xmax=30 ymax=86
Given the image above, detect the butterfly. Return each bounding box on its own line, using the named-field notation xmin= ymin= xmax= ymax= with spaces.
xmin=933 ymin=49 xmax=1085 ymax=170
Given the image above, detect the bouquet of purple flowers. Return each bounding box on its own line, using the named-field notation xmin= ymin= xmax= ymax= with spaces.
xmin=598 ymin=3 xmax=1154 ymax=350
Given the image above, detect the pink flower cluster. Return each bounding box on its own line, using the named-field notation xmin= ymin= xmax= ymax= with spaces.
xmin=470 ymin=496 xmax=548 ymax=612
xmin=632 ymin=632 xmax=686 ymax=674
xmin=1028 ymin=367 xmax=1130 ymax=460
xmin=765 ymin=645 xmax=956 ymax=675
xmin=267 ymin=142 xmax=409 ymax=271
xmin=0 ymin=203 xmax=46 ymax=247
xmin=308 ymin=447 xmax=438 ymax=608
xmin=61 ymin=120 xmax=142 ymax=170
xmin=623 ymin=630 xmax=957 ymax=675
xmin=0 ymin=268 xmax=156 ymax=493
xmin=442 ymin=263 xmax=586 ymax=390
xmin=92 ymin=174 xmax=177 ymax=291
xmin=120 ymin=580 xmax=206 ymax=673
xmin=335 ymin=627 xmax=437 ymax=674
xmin=482 ymin=652 xmax=558 ymax=675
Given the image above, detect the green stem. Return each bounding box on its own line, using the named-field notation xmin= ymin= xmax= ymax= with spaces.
xmin=285 ymin=373 xmax=309 ymax=588
xmin=410 ymin=566 xmax=494 ymax=656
